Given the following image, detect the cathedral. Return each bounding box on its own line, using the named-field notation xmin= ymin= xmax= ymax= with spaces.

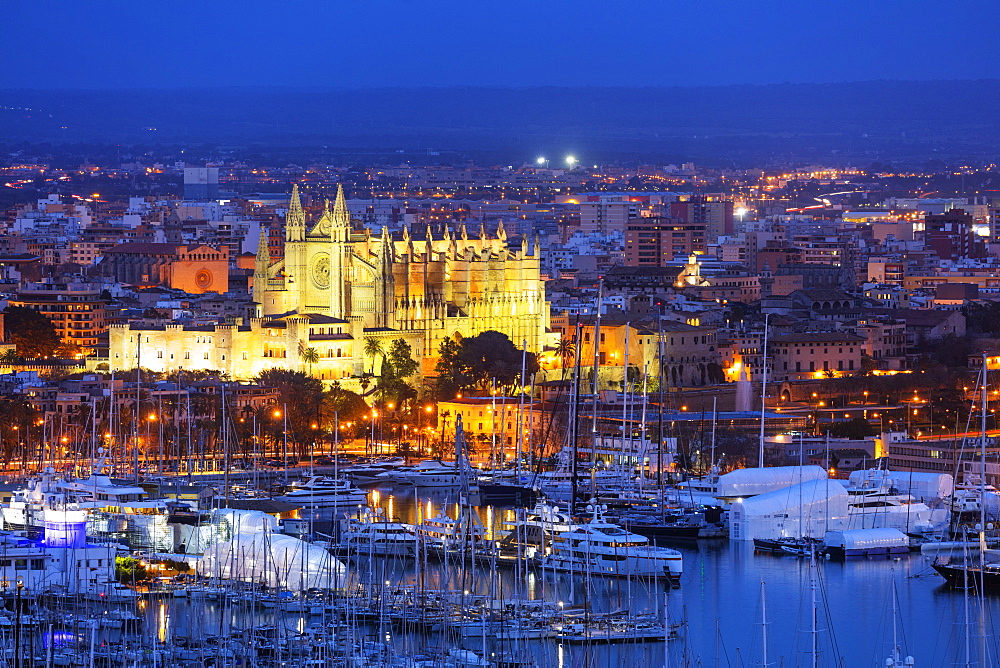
xmin=107 ymin=185 xmax=550 ymax=385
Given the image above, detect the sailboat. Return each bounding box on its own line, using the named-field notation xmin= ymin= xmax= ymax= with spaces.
xmin=932 ymin=355 xmax=1000 ymax=588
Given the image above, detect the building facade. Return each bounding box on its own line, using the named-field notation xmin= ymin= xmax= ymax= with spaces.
xmin=9 ymin=282 xmax=108 ymax=353
xmin=108 ymin=186 xmax=549 ymax=384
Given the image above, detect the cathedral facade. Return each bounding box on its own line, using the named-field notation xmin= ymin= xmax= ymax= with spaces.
xmin=107 ymin=186 xmax=549 ymax=385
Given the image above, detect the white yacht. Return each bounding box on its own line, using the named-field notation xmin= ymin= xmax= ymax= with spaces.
xmin=538 ymin=505 xmax=683 ymax=580
xmin=496 ymin=502 xmax=578 ymax=559
xmin=531 ymin=467 xmax=635 ymax=503
xmin=2 ymin=461 xmax=173 ymax=551
xmin=844 ymin=471 xmax=946 ymax=532
xmin=339 ymin=507 xmax=418 ymax=557
xmin=415 ymin=510 xmax=488 ymax=553
xmin=277 ymin=476 xmax=369 ymax=508
xmin=385 ymin=460 xmax=471 ymax=488
xmin=948 ymin=474 xmax=1000 ymax=515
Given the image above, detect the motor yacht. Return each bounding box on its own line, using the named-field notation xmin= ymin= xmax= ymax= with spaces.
xmin=276 ymin=476 xmax=369 ymax=508
xmin=537 ymin=504 xmax=683 ymax=580
xmin=385 ymin=460 xmax=471 ymax=488
xmin=338 ymin=507 xmax=418 ymax=557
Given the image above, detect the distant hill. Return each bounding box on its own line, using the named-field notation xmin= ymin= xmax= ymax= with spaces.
xmin=2 ymin=81 xmax=998 ymax=163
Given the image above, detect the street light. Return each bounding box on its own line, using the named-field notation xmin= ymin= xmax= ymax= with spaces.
xmin=566 ymin=155 xmax=577 ymax=168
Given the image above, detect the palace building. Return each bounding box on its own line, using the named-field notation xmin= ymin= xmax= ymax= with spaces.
xmin=107 ymin=185 xmax=549 ymax=385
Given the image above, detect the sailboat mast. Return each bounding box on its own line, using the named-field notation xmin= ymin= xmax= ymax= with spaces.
xmin=589 ymin=279 xmax=603 ymax=500
xmin=622 ymin=324 xmax=630 ymax=475
xmin=570 ymin=321 xmax=583 ymax=511
xmin=517 ymin=338 xmax=528 ymax=474
xmin=657 ymin=315 xmax=665 ymax=488
xmin=979 ymin=353 xmax=988 ymax=667
xmin=760 ymin=580 xmax=769 ymax=667
xmin=710 ymin=396 xmax=717 ymax=466
xmin=809 ymin=551 xmax=818 ymax=668
xmin=758 ymin=313 xmax=770 ymax=468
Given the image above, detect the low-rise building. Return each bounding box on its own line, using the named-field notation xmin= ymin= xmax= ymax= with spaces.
xmin=770 ymin=331 xmax=865 ymax=380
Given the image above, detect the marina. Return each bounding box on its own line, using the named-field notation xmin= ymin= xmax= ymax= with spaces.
xmin=1 ymin=465 xmax=999 ymax=666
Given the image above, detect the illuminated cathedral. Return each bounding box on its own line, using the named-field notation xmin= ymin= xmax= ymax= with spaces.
xmin=108 ymin=185 xmax=549 ymax=384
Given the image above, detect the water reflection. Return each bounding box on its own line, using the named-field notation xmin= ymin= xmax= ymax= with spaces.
xmin=287 ymin=485 xmax=1000 ymax=665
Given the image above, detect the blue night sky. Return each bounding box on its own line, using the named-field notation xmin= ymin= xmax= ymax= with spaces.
xmin=6 ymin=0 xmax=1000 ymax=89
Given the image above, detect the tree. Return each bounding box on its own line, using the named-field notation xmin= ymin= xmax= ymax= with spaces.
xmin=301 ymin=347 xmax=319 ymax=376
xmin=554 ymin=336 xmax=576 ymax=369
xmin=434 ymin=336 xmax=466 ymax=400
xmin=255 ymin=368 xmax=325 ymax=456
xmin=457 ymin=330 xmax=538 ymax=394
xmin=3 ymin=306 xmax=61 ymax=358
xmin=115 ymin=556 xmax=148 ymax=583
xmin=384 ymin=338 xmax=419 ymax=379
xmin=376 ymin=338 xmax=420 ymax=407
xmin=321 ymin=382 xmax=370 ymax=439
xmin=355 ymin=372 xmax=375 ymax=396
xmin=363 ymin=337 xmax=385 ymax=375
xmin=0 ymin=349 xmax=20 ymax=365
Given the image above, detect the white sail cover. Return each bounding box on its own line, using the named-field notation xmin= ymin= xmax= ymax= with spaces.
xmin=729 ymin=478 xmax=849 ymax=541
xmin=716 ymin=465 xmax=828 ymax=499
xmin=198 ymin=532 xmax=345 ymax=590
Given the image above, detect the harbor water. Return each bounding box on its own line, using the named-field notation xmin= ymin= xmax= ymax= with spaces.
xmin=236 ymin=486 xmax=999 ymax=666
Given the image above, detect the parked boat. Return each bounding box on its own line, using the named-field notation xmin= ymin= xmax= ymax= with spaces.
xmin=385 ymin=460 xmax=469 ymax=488
xmin=338 ymin=507 xmax=418 ymax=557
xmin=276 ymin=475 xmax=369 ymax=508
xmin=537 ymin=504 xmax=683 ymax=581
xmin=824 ymin=528 xmax=910 ymax=558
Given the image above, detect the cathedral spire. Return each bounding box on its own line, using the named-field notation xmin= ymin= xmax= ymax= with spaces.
xmin=331 ymin=183 xmax=350 ymax=241
xmin=285 ymin=183 xmax=305 ymax=242
xmin=496 ymin=220 xmax=507 ymax=243
xmin=253 ymin=223 xmax=270 ymax=302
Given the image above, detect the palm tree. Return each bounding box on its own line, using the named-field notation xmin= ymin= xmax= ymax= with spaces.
xmin=0 ymin=349 xmax=19 ymax=365
xmin=363 ymin=337 xmax=385 ymax=375
xmin=301 ymin=347 xmax=320 ymax=377
xmin=554 ymin=337 xmax=575 ymax=369
xmin=356 ymin=372 xmax=375 ymax=396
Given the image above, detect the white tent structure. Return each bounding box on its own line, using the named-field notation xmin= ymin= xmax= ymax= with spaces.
xmin=729 ymin=478 xmax=849 ymax=541
xmin=194 ymin=509 xmax=346 ymax=590
xmin=198 ymin=532 xmax=345 ymax=590
xmin=716 ymin=465 xmax=828 ymax=500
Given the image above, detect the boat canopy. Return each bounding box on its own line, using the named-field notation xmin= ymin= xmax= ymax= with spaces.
xmin=823 ymin=528 xmax=909 ymax=549
xmin=729 ymin=479 xmax=849 ymax=541
xmin=716 ymin=465 xmax=827 ymax=498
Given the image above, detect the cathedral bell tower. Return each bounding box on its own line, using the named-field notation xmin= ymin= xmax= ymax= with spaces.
xmin=329 ymin=184 xmax=351 ymax=319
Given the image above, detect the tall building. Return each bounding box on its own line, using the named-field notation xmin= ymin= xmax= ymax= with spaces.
xmin=921 ymin=209 xmax=986 ymax=260
xmin=9 ymin=282 xmax=108 ymax=353
xmin=624 ymin=215 xmax=706 ymax=267
xmin=579 ymin=197 xmax=639 ymax=235
xmin=670 ymin=197 xmax=734 ymax=243
xmin=183 ymin=168 xmax=220 ymax=200
xmin=108 ymin=186 xmax=549 ymax=384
